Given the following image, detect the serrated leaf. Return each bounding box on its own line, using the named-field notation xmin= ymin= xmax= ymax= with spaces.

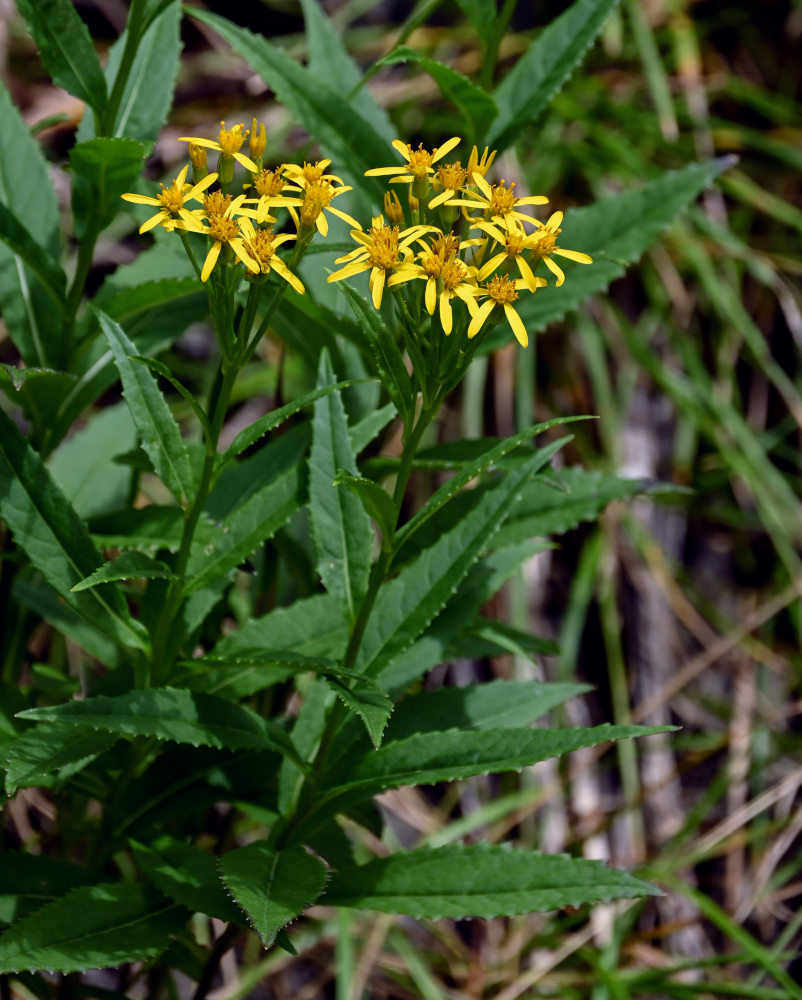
xmin=325 ymin=677 xmax=393 ymax=750
xmin=221 ymin=379 xmax=362 ymax=465
xmin=396 ymin=417 xmax=583 ymax=551
xmin=219 ymin=842 xmax=328 ymax=947
xmin=487 ymin=0 xmax=619 ymax=151
xmin=0 ymin=882 xmax=185 ymax=974
xmin=0 ymin=407 xmax=149 ymax=652
xmin=385 ymin=680 xmax=589 ymax=741
xmin=350 ymin=402 xmax=397 ymax=456
xmin=0 ymin=366 xmax=77 ymax=439
xmin=0 ymin=80 xmax=60 ymax=366
xmin=130 ymin=355 xmax=211 ymax=443
xmin=95 ymin=307 xmax=195 ymax=507
xmin=309 ymin=725 xmax=669 ymax=834
xmin=511 ymin=159 xmax=733 ymax=338
xmin=338 ymin=282 xmax=413 ymax=425
xmin=334 ymin=469 xmax=397 ymax=545
xmin=185 ymin=8 xmax=391 ymax=193
xmin=0 ymin=854 xmax=95 ymax=926
xmin=355 ymin=448 xmax=548 ymax=680
xmin=70 ymin=137 xmax=148 ymax=238
xmin=309 ymin=351 xmax=372 ymax=621
xmin=17 ymin=690 xmax=306 ymax=768
xmin=15 ymin=0 xmax=107 ymax=121
xmin=494 ymin=467 xmax=675 ymax=547
xmin=322 ymin=844 xmax=660 ymax=918
xmin=5 ymin=724 xmax=119 ymax=796
xmin=71 ymin=550 xmax=176 ymax=591
xmin=131 ymin=838 xmax=245 ymax=926
xmin=379 ymin=47 xmax=497 ymax=142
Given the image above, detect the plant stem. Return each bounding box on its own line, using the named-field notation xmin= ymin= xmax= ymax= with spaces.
xmin=102 ymin=0 xmax=146 ymax=135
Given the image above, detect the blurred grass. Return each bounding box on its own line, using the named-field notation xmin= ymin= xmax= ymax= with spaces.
xmin=4 ymin=0 xmax=802 ymax=996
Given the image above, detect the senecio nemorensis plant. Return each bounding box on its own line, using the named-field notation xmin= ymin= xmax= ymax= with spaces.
xmin=0 ymin=0 xmax=728 ymax=986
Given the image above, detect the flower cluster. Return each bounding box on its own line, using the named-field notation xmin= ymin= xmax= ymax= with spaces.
xmin=121 ymin=125 xmax=592 ymax=351
xmin=329 ymin=137 xmax=593 ymax=348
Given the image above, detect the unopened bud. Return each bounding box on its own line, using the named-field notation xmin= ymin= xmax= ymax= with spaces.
xmin=188 ymin=142 xmax=208 ymax=183
xmin=383 ymin=189 xmax=404 ymax=225
xmin=249 ymin=118 xmax=267 ymax=162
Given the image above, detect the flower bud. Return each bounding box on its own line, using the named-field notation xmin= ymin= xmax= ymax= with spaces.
xmin=383 ymin=189 xmax=404 ymax=225
xmin=249 ymin=118 xmax=267 ymax=163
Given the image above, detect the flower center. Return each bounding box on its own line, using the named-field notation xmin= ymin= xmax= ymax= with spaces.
xmin=208 ymin=214 xmax=238 ymax=243
xmin=203 ymin=191 xmax=232 ymax=217
xmin=437 ymin=162 xmax=467 ymax=190
xmin=420 ymin=252 xmax=444 ymax=278
xmin=531 ymin=229 xmax=557 ymax=256
xmin=217 ymin=121 xmax=247 ymax=157
xmin=430 ymin=234 xmax=460 ymax=261
xmin=442 ymin=259 xmax=467 ymax=290
xmin=405 ymin=144 xmax=435 ymax=179
xmin=505 ymin=232 xmax=525 ymax=256
xmin=301 ymin=161 xmax=325 ymax=184
xmin=367 ymin=224 xmax=400 ymax=269
xmin=248 ymin=227 xmax=276 ymax=268
xmin=485 ymin=274 xmax=518 ymax=304
xmin=158 ymin=183 xmax=184 ymax=214
xmin=489 ymin=181 xmax=516 ymax=216
xmin=255 ymin=169 xmax=285 ymax=198
xmin=300 ymin=182 xmax=334 ymax=226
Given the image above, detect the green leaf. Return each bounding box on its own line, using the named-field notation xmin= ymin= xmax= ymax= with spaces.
xmin=0 ymin=854 xmax=95 ymax=926
xmin=0 ymin=366 xmax=77 ymax=440
xmin=350 ymin=402 xmax=397 ymax=456
xmin=71 ymin=550 xmax=177 ymax=592
xmin=0 ymin=407 xmax=149 ymax=652
xmin=334 ymin=469 xmax=397 ymax=546
xmin=18 ymin=690 xmax=306 ymax=767
xmin=5 ymin=724 xmax=119 ymax=796
xmin=487 ymin=0 xmax=619 ymax=151
xmin=494 ymin=467 xmax=676 ymax=547
xmin=130 ymin=355 xmax=212 ymax=445
xmin=396 ymin=418 xmax=582 ymax=550
xmin=513 ymin=158 xmax=734 ymax=337
xmin=0 ymin=80 xmax=61 ymax=366
xmin=311 ymin=725 xmax=669 ymax=831
xmin=185 ymin=430 xmax=306 ymax=593
xmin=338 ymin=282 xmax=413 ymax=425
xmin=326 ymin=677 xmax=393 ymax=750
xmin=221 ymin=379 xmax=363 ymax=465
xmin=185 ymin=8 xmax=391 ymax=192
xmin=15 ymin=0 xmax=107 ymax=121
xmin=131 ymin=838 xmax=245 ymax=926
xmin=309 ymin=351 xmax=372 ymax=621
xmin=0 ymin=882 xmax=186 ymax=974
xmin=355 ymin=449 xmax=548 ymax=679
xmin=219 ymin=841 xmax=328 ymax=947
xmin=69 ymin=137 xmax=148 ymax=238
xmin=455 ymin=0 xmax=496 ymax=37
xmin=0 ymin=200 xmax=66 ymax=312
xmin=95 ymin=307 xmax=195 ymax=507
xmin=322 ymin=844 xmax=660 ymax=918
xmin=385 ymin=680 xmax=589 ymax=741
xmin=378 ymin=47 xmax=498 ymax=142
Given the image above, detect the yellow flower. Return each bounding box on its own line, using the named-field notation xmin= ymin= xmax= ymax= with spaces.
xmin=428 ymin=161 xmax=469 ymax=210
xmin=283 ymin=159 xmax=346 ymax=188
xmin=527 ymin=211 xmax=593 ymax=286
xmin=196 ymin=193 xmax=258 ymax=282
xmin=249 ymin=118 xmax=267 ymax=161
xmin=389 ymin=237 xmax=479 ymax=334
xmin=287 ymin=180 xmax=360 ymax=237
xmin=327 ymin=216 xmax=434 ymax=308
xmin=121 ymin=164 xmax=216 ymax=234
xmin=466 ymin=145 xmax=497 ymax=178
xmin=466 ymin=274 xmax=533 ymax=348
xmin=237 ymin=217 xmax=304 ymax=294
xmin=471 ymin=219 xmax=550 ymax=292
xmin=364 ymin=136 xmax=461 ymax=184
xmin=450 ymin=173 xmax=548 ymax=228
xmin=383 ymin=189 xmax=405 ymax=225
xmin=178 ymin=121 xmax=258 ymax=173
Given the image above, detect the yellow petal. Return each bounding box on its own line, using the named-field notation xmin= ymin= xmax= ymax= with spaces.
xmin=233 ymin=151 xmax=259 ymax=172
xmin=543 ymin=255 xmax=565 ymax=286
xmin=370 ymin=267 xmax=386 ymax=309
xmin=478 ymin=253 xmax=506 ymax=281
xmin=432 ymin=136 xmax=461 ymax=163
xmin=272 ymin=257 xmax=305 ymax=294
xmin=139 ymin=211 xmax=168 ymax=234
xmin=327 ymin=205 xmax=362 ymax=228
xmin=122 ymin=193 xmax=160 ymax=206
xmin=504 ymin=303 xmax=528 ymax=347
xmin=516 ymin=255 xmax=539 ymax=292
xmin=439 ymin=291 xmax=453 ymax=334
xmin=554 ymin=248 xmax=593 ymax=264
xmin=328 ymin=260 xmax=371 ymax=283
xmin=230 ymin=239 xmax=259 ymax=273
xmin=425 ymin=276 xmax=437 ymax=315
xmin=467 ymin=299 xmax=494 ymax=339
xmin=427 ymin=188 xmax=452 ymax=209
xmin=391 ymin=138 xmax=410 ymax=160
xmin=472 ymin=172 xmax=492 ymax=199
xmin=201 ymin=241 xmax=221 ymax=283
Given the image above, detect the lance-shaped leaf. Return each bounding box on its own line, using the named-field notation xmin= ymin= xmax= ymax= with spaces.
xmin=378 ymin=47 xmax=498 ymax=142
xmin=511 ymin=158 xmax=734 ymax=339
xmin=356 ymin=447 xmax=550 ymax=680
xmin=322 ymin=844 xmax=660 ymax=918
xmin=0 ymin=882 xmax=186 ymax=974
xmin=303 ymin=724 xmax=669 ymax=835
xmin=71 ymin=550 xmax=176 ymax=591
xmin=219 ymin=841 xmax=328 ymax=947
xmin=0 ymin=853 xmax=96 ymax=926
xmin=95 ymin=307 xmax=195 ymax=507
xmin=17 ymin=690 xmax=306 ymax=768
xmin=186 ymin=8 xmax=391 ymax=193
xmin=309 ymin=350 xmax=372 ymax=622
xmin=0 ymin=201 xmax=66 ymax=313
xmin=70 ymin=137 xmax=148 ymax=238
xmin=385 ymin=679 xmax=589 ymax=742
xmin=338 ymin=282 xmax=413 ymax=425
xmin=15 ymin=0 xmax=107 ymax=122
xmin=334 ymin=469 xmax=397 ymax=549
xmin=131 ymin=838 xmax=246 ymax=926
xmin=0 ymin=407 xmax=149 ymax=652
xmin=487 ymin=0 xmax=619 ymax=151
xmin=5 ymin=724 xmax=119 ymax=796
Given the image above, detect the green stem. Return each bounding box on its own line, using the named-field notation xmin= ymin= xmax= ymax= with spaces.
xmin=64 ymin=220 xmax=101 ymax=350
xmin=102 ymin=0 xmax=146 ymax=135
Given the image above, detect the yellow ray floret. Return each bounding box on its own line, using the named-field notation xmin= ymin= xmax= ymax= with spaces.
xmin=365 ymin=136 xmax=461 ymax=184
xmin=196 ymin=193 xmax=258 ymax=282
xmin=466 ymin=274 xmax=535 ymax=348
xmin=178 ymin=121 xmax=258 ymax=173
xmin=527 ymin=211 xmax=593 ymax=286
xmin=238 ymin=217 xmax=304 ymax=294
xmin=450 ymin=173 xmax=548 ymax=228
xmin=121 ymin=164 xmax=216 ymax=234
